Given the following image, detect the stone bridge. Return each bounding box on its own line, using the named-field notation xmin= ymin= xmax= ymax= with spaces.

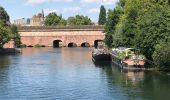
xmin=18 ymin=26 xmax=105 ymax=47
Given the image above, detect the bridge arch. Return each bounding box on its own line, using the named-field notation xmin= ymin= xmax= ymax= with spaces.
xmin=81 ymin=42 xmax=90 ymax=47
xmin=94 ymin=40 xmax=104 ymax=48
xmin=53 ymin=40 xmax=62 ymax=48
xmin=68 ymin=42 xmax=77 ymax=47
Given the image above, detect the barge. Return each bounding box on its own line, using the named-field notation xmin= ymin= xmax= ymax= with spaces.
xmin=111 ymin=47 xmax=145 ymax=70
xmin=92 ymin=48 xmax=110 ymax=62
xmin=92 ymin=41 xmax=110 ymax=62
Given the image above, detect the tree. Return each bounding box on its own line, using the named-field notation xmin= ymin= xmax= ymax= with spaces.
xmin=0 ymin=6 xmax=12 ymax=48
xmin=98 ymin=5 xmax=106 ymax=25
xmin=134 ymin=0 xmax=170 ymax=59
xmin=67 ymin=17 xmax=75 ymax=25
xmin=10 ymin=25 xmax=21 ymax=47
xmin=152 ymin=41 xmax=170 ymax=70
xmin=67 ymin=15 xmax=93 ymax=25
xmin=44 ymin=12 xmax=66 ymax=26
xmin=104 ymin=4 xmax=123 ymax=47
xmin=0 ymin=21 xmax=12 ymax=48
xmin=0 ymin=6 xmax=10 ymax=24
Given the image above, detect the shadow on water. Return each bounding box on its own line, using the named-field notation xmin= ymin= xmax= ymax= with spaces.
xmin=93 ymin=61 xmax=111 ymax=68
xmin=93 ymin=60 xmax=170 ymax=100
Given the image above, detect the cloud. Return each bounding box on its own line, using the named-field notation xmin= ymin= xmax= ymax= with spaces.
xmin=43 ymin=7 xmax=81 ymax=15
xmin=81 ymin=0 xmax=119 ymax=5
xmin=25 ymin=0 xmax=73 ymax=5
xmin=63 ymin=7 xmax=81 ymax=13
xmin=44 ymin=9 xmax=59 ymax=15
xmin=87 ymin=8 xmax=100 ymax=13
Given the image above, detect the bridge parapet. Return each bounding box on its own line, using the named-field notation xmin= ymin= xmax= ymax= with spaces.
xmin=18 ymin=25 xmax=104 ymax=32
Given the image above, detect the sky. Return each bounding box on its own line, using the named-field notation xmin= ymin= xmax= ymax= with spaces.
xmin=0 ymin=0 xmax=119 ymax=23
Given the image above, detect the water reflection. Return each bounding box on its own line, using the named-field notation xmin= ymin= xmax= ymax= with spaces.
xmin=124 ymin=71 xmax=144 ymax=86
xmin=94 ymin=60 xmax=170 ymax=100
xmin=0 ymin=48 xmax=170 ymax=100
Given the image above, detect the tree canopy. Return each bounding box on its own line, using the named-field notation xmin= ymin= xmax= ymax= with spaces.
xmin=0 ymin=6 xmax=21 ymax=48
xmin=44 ymin=12 xmax=66 ymax=26
xmin=10 ymin=25 xmax=21 ymax=47
xmin=0 ymin=6 xmax=10 ymax=24
xmin=0 ymin=21 xmax=12 ymax=48
xmin=67 ymin=15 xmax=93 ymax=25
xmin=98 ymin=5 xmax=106 ymax=25
xmin=104 ymin=0 xmax=170 ymax=69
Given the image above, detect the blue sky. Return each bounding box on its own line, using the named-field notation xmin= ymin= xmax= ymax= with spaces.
xmin=0 ymin=0 xmax=119 ymax=23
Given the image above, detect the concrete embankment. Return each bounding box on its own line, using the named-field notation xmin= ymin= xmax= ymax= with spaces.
xmin=0 ymin=48 xmax=22 ymax=54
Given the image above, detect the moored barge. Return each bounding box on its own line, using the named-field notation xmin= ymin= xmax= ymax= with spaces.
xmin=111 ymin=47 xmax=146 ymax=70
xmin=92 ymin=41 xmax=110 ymax=62
xmin=92 ymin=48 xmax=110 ymax=62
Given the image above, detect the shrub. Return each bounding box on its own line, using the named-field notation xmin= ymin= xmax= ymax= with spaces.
xmin=152 ymin=41 xmax=170 ymax=71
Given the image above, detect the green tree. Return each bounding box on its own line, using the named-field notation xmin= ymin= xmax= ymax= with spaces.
xmin=152 ymin=41 xmax=170 ymax=70
xmin=98 ymin=5 xmax=106 ymax=25
xmin=134 ymin=0 xmax=170 ymax=59
xmin=0 ymin=21 xmax=12 ymax=48
xmin=0 ymin=6 xmax=12 ymax=48
xmin=44 ymin=12 xmax=66 ymax=26
xmin=0 ymin=6 xmax=10 ymax=24
xmin=67 ymin=15 xmax=93 ymax=25
xmin=104 ymin=4 xmax=123 ymax=47
xmin=67 ymin=17 xmax=75 ymax=25
xmin=104 ymin=0 xmax=170 ymax=69
xmin=10 ymin=25 xmax=21 ymax=47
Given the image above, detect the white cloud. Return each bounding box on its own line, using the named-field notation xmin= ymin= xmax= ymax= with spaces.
xmin=43 ymin=7 xmax=81 ymax=15
xmin=44 ymin=9 xmax=59 ymax=15
xmin=25 ymin=0 xmax=73 ymax=5
xmin=81 ymin=0 xmax=119 ymax=5
xmin=81 ymin=0 xmax=98 ymax=3
xmin=87 ymin=8 xmax=100 ymax=13
xmin=63 ymin=7 xmax=81 ymax=13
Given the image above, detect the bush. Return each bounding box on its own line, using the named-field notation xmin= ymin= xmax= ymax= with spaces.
xmin=152 ymin=41 xmax=170 ymax=71
xmin=34 ymin=44 xmax=46 ymax=48
xmin=20 ymin=44 xmax=27 ymax=48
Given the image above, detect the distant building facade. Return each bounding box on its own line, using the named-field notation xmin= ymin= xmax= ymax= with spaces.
xmin=13 ymin=10 xmax=45 ymax=26
xmin=30 ymin=10 xmax=44 ymax=26
xmin=14 ymin=18 xmax=30 ymax=26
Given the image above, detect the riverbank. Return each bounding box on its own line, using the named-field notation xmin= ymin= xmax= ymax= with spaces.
xmin=0 ymin=48 xmax=22 ymax=54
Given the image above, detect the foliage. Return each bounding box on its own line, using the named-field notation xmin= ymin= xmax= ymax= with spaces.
xmin=134 ymin=0 xmax=170 ymax=59
xmin=98 ymin=5 xmax=106 ymax=25
xmin=67 ymin=15 xmax=93 ymax=25
xmin=10 ymin=25 xmax=21 ymax=47
xmin=67 ymin=17 xmax=75 ymax=25
xmin=153 ymin=41 xmax=170 ymax=70
xmin=0 ymin=21 xmax=12 ymax=48
xmin=0 ymin=6 xmax=10 ymax=24
xmin=34 ymin=44 xmax=46 ymax=48
xmin=118 ymin=51 xmax=126 ymax=59
xmin=105 ymin=0 xmax=170 ymax=69
xmin=104 ymin=5 xmax=123 ymax=47
xmin=44 ymin=12 xmax=66 ymax=26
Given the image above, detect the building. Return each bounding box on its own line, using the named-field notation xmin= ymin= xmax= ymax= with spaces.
xmin=30 ymin=10 xmax=44 ymax=26
xmin=14 ymin=18 xmax=30 ymax=26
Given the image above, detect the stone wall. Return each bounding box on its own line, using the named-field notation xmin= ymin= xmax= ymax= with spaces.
xmin=18 ymin=26 xmax=105 ymax=47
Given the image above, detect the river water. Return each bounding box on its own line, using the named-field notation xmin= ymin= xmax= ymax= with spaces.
xmin=0 ymin=47 xmax=170 ymax=100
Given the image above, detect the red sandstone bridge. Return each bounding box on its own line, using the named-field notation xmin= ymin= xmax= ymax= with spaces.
xmin=18 ymin=26 xmax=105 ymax=47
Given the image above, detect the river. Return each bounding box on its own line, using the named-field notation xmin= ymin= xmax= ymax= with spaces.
xmin=0 ymin=47 xmax=170 ymax=100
